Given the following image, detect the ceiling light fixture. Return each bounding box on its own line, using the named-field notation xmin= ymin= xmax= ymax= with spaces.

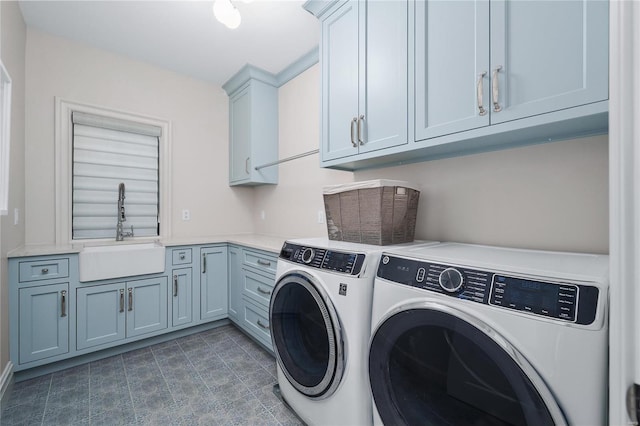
xmin=213 ymin=0 xmax=241 ymax=30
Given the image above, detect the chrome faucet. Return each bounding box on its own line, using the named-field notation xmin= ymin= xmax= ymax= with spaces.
xmin=116 ymin=183 xmax=134 ymax=241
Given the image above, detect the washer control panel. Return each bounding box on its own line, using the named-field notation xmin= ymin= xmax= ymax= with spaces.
xmin=280 ymin=242 xmax=366 ymax=276
xmin=377 ymin=254 xmax=599 ymax=325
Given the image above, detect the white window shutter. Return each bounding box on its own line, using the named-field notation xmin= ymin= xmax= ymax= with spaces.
xmin=72 ymin=113 xmax=160 ymax=240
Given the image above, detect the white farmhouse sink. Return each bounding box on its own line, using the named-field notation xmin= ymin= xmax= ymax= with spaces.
xmin=79 ymin=242 xmax=165 ymax=282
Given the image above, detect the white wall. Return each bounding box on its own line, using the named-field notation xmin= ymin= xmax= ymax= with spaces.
xmin=0 ymin=0 xmax=26 ymax=373
xmin=356 ymin=135 xmax=609 ymax=253
xmin=253 ymin=64 xmax=353 ymax=238
xmin=24 ymin=29 xmax=254 ymax=244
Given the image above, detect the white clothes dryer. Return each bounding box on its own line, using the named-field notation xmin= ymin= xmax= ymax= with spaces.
xmin=270 ymin=238 xmax=437 ymax=426
xmin=368 ymin=243 xmax=609 ymax=426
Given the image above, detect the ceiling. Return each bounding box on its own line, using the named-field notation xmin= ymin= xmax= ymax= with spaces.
xmin=18 ymin=0 xmax=320 ymax=86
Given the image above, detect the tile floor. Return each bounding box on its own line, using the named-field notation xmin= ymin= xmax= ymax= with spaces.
xmin=1 ymin=325 xmax=304 ymax=425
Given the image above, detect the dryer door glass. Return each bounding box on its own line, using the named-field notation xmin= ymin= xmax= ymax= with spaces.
xmin=270 ymin=273 xmax=343 ymax=398
xmin=369 ymin=309 xmax=558 ymax=426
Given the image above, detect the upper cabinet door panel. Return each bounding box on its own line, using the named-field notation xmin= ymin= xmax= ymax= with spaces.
xmin=359 ymin=0 xmax=409 ymax=153
xmin=490 ymin=0 xmax=609 ymax=124
xmin=229 ymin=86 xmax=251 ymax=183
xmin=415 ymin=0 xmax=490 ymax=141
xmin=322 ymin=0 xmax=360 ymax=161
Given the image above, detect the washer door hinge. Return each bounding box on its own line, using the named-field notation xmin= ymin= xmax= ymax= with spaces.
xmin=627 ymin=383 xmax=640 ymax=423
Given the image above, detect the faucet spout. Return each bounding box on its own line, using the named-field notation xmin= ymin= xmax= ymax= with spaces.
xmin=116 ymin=182 xmax=128 ymax=241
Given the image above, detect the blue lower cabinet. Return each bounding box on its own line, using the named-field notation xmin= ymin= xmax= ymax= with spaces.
xmin=171 ymin=268 xmax=193 ymax=327
xmin=19 ymin=283 xmax=69 ymax=364
xmin=76 ymin=277 xmax=168 ymax=350
xmin=200 ymin=247 xmax=228 ymax=321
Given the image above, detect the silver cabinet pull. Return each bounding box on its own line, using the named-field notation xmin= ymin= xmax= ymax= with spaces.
xmin=357 ymin=115 xmax=365 ymax=145
xmin=173 ymin=275 xmax=178 ymax=297
xmin=60 ymin=290 xmax=67 ymax=317
xmin=257 ymin=286 xmax=271 ymax=295
xmin=477 ymin=71 xmax=487 ymax=116
xmin=42 ymin=268 xmax=49 ymax=274
xmin=350 ymin=117 xmax=358 ymax=147
xmin=245 ymin=157 xmax=250 ymax=174
xmin=257 ymin=259 xmax=271 ymax=267
xmin=257 ymin=319 xmax=270 ymax=330
xmin=128 ymin=288 xmax=133 ymax=312
xmin=492 ymin=65 xmax=503 ymax=112
xmin=202 ymin=254 xmax=207 ymax=274
xmin=119 ymin=289 xmax=125 ymax=313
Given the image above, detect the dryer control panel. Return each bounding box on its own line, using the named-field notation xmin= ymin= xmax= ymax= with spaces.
xmin=280 ymin=242 xmax=366 ymax=276
xmin=377 ymin=255 xmax=599 ymax=325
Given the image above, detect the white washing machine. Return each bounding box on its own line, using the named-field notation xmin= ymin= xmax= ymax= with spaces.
xmin=368 ymin=243 xmax=609 ymax=426
xmin=269 ymin=238 xmax=437 ymax=426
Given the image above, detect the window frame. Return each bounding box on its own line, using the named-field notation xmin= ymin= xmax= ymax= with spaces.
xmin=0 ymin=61 xmax=12 ymax=216
xmin=55 ymin=98 xmax=172 ymax=245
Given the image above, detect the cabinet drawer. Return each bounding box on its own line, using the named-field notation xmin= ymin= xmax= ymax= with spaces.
xmin=242 ymin=298 xmax=272 ymax=348
xmin=19 ymin=258 xmax=69 ymax=283
xmin=243 ymin=250 xmax=277 ymax=275
xmin=172 ymin=248 xmax=192 ymax=265
xmin=242 ymin=269 xmax=274 ymax=308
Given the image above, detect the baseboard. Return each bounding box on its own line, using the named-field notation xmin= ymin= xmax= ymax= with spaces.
xmin=0 ymin=361 xmax=14 ymax=414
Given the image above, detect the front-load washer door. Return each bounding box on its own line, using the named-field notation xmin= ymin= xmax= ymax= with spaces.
xmin=269 ymin=271 xmax=345 ymax=399
xmin=369 ymin=304 xmax=567 ymax=426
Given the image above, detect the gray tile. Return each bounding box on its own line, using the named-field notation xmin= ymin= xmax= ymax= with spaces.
xmin=239 ymin=367 xmax=277 ymax=389
xmin=50 ymin=365 xmax=89 ymax=390
xmin=269 ymin=402 xmax=306 ymax=426
xmin=252 ymin=383 xmax=283 ymax=410
xmin=1 ymin=402 xmax=46 ymax=426
xmin=45 ymin=386 xmax=90 ymax=410
xmin=90 ymin=409 xmax=137 ymax=426
xmin=4 ymin=375 xmax=51 ymax=409
xmin=42 ymin=405 xmax=90 ymax=426
xmin=225 ymin=357 xmax=262 ymax=379
xmin=209 ymin=381 xmax=253 ymax=406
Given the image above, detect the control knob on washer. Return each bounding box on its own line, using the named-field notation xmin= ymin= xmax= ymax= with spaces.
xmin=301 ymin=248 xmax=315 ymax=264
xmin=439 ymin=267 xmax=464 ymax=293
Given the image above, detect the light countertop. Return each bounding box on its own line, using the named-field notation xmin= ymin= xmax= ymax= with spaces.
xmin=8 ymin=234 xmax=287 ymax=258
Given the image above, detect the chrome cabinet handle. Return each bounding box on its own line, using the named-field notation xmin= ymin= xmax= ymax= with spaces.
xmin=357 ymin=115 xmax=365 ymax=145
xmin=202 ymin=254 xmax=207 ymax=274
xmin=257 ymin=259 xmax=271 ymax=267
xmin=257 ymin=286 xmax=271 ymax=295
xmin=257 ymin=320 xmax=270 ymax=330
xmin=60 ymin=290 xmax=67 ymax=317
xmin=42 ymin=268 xmax=49 ymax=274
xmin=477 ymin=71 xmax=487 ymax=116
xmin=119 ymin=289 xmax=125 ymax=313
xmin=128 ymin=288 xmax=133 ymax=311
xmin=173 ymin=275 xmax=178 ymax=297
xmin=350 ymin=118 xmax=357 ymax=147
xmin=492 ymin=65 xmax=503 ymax=112
xmin=245 ymin=157 xmax=250 ymax=174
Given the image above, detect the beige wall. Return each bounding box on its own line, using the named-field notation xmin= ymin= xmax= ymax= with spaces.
xmin=24 ymin=29 xmax=254 ymax=245
xmin=253 ymin=64 xmax=353 ymax=238
xmin=356 ymin=135 xmax=609 ymax=254
xmin=1 ymin=1 xmax=26 ymax=372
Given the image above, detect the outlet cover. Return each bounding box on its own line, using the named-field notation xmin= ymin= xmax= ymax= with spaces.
xmin=182 ymin=209 xmax=191 ymax=221
xmin=317 ymin=210 xmax=325 ymax=224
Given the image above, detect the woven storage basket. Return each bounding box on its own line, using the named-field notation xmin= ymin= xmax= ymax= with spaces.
xmin=323 ymin=180 xmax=420 ymax=245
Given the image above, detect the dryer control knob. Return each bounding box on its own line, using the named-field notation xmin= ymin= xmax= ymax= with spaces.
xmin=301 ymin=248 xmax=315 ymax=264
xmin=439 ymin=268 xmax=464 ymax=293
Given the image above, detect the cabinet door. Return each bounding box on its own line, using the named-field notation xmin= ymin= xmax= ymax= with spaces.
xmin=126 ymin=277 xmax=168 ymax=338
xmin=415 ymin=0 xmax=490 ymax=141
xmin=490 ymin=0 xmax=609 ymax=124
xmin=229 ymin=85 xmax=251 ymax=183
xmin=77 ymin=283 xmax=125 ymax=350
xmin=171 ymin=268 xmax=193 ymax=327
xmin=322 ymin=0 xmax=360 ymax=161
xmin=200 ymin=247 xmax=229 ymax=320
xmin=18 ymin=283 xmax=69 ymax=364
xmin=358 ymin=0 xmax=408 ymax=153
xmin=228 ymin=247 xmax=242 ymax=321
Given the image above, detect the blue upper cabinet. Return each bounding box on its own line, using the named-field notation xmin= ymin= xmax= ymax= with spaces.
xmin=224 ymin=67 xmax=279 ymax=186
xmin=306 ymin=0 xmax=608 ymax=170
xmin=319 ymin=0 xmax=408 ymax=163
xmin=415 ymin=0 xmax=609 ymax=141
xmin=415 ymin=0 xmax=490 ymax=140
xmin=489 ymin=0 xmax=609 ymax=124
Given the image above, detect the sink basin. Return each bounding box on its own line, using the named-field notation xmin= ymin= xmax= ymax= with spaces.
xmin=79 ymin=242 xmax=165 ymax=282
